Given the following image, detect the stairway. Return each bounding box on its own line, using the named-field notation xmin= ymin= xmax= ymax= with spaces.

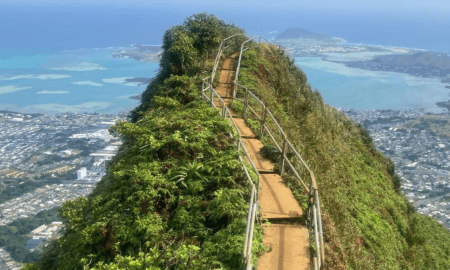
xmin=216 ymin=54 xmax=310 ymax=270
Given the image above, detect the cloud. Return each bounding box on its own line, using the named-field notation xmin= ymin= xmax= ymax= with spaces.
xmin=71 ymin=80 xmax=104 ymax=87
xmin=0 ymin=74 xmax=72 ymax=81
xmin=102 ymin=77 xmax=140 ymax=86
xmin=115 ymin=94 xmax=140 ymax=100
xmin=36 ymin=91 xmax=69 ymax=94
xmin=0 ymin=85 xmax=32 ymax=94
xmin=0 ymin=102 xmax=112 ymax=114
xmin=50 ymin=61 xmax=107 ymax=71
xmin=17 ymin=102 xmax=110 ymax=114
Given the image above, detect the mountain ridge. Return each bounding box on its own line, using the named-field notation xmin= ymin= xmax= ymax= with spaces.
xmin=24 ymin=13 xmax=450 ymax=270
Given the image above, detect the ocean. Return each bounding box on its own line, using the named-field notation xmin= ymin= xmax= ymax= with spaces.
xmin=1 ymin=3 xmax=449 ymax=114
xmin=0 ymin=47 xmax=158 ymax=114
xmin=295 ymin=57 xmax=449 ymax=111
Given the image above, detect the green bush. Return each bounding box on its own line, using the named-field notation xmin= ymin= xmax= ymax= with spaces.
xmin=130 ymin=13 xmax=245 ymax=123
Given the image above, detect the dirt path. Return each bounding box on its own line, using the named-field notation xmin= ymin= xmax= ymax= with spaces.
xmin=217 ymin=53 xmax=310 ymax=270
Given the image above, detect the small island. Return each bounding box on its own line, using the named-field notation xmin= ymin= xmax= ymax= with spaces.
xmin=339 ymin=52 xmax=450 ymax=83
xmin=129 ymin=94 xmax=141 ymax=100
xmin=125 ymin=77 xmax=152 ymax=86
xmin=113 ymin=44 xmax=162 ymax=62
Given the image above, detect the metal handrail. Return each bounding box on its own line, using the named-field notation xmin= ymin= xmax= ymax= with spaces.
xmin=233 ymin=36 xmax=282 ymax=98
xmin=202 ymin=33 xmax=324 ymax=269
xmin=233 ymin=39 xmax=325 ymax=269
xmin=211 ymin=34 xmax=246 ymax=86
xmin=201 ymin=47 xmax=260 ymax=268
xmin=233 ymin=38 xmax=254 ymax=98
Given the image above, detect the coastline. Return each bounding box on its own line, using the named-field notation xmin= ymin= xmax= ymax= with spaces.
xmin=278 ymin=37 xmax=450 ymax=112
xmin=0 ymin=46 xmax=157 ymax=115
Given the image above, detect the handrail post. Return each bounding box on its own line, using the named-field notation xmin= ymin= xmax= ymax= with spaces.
xmin=243 ymin=186 xmax=255 ymax=258
xmin=280 ymin=137 xmax=287 ymax=176
xmin=243 ymin=88 xmax=249 ymax=119
xmin=308 ymin=180 xmax=314 ymax=227
xmin=315 ymin=190 xmax=325 ymax=267
xmin=222 ymin=106 xmax=226 ymax=119
xmin=259 ymin=106 xmax=267 ymax=141
xmin=313 ymin=204 xmax=321 ymax=270
xmin=246 ymin=202 xmax=257 ymax=270
xmin=210 ymin=86 xmax=214 ymax=107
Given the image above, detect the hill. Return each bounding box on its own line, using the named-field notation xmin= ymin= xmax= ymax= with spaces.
xmin=275 ymin=28 xmax=333 ymax=40
xmin=341 ymin=51 xmax=450 ymax=84
xmin=24 ymin=14 xmax=450 ymax=270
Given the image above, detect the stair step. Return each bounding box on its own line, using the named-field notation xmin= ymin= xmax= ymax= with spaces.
xmin=259 ymin=174 xmax=303 ymax=219
xmin=257 ymin=224 xmax=310 ymax=270
xmin=219 ymin=70 xmax=235 ymax=83
xmin=217 ymin=53 xmax=310 ymax=270
xmin=241 ymin=138 xmax=274 ymax=173
xmin=232 ymin=118 xmax=255 ymax=138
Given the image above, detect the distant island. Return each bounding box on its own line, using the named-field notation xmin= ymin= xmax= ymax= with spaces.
xmin=112 ymin=44 xmax=162 ymax=62
xmin=273 ymin=28 xmax=450 ymax=110
xmin=334 ymin=52 xmax=450 ymax=110
xmin=125 ymin=77 xmax=152 ymax=86
xmin=339 ymin=52 xmax=450 ymax=83
xmin=129 ymin=94 xmax=141 ymax=100
xmin=275 ymin=28 xmax=334 ymax=41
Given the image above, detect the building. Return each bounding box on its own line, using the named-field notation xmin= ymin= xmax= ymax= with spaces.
xmin=77 ymin=167 xmax=87 ymax=180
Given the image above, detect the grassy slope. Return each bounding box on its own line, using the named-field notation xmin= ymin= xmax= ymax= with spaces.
xmin=233 ymin=43 xmax=450 ymax=269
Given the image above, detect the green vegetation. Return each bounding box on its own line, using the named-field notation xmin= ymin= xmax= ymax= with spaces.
xmin=25 ymin=14 xmax=264 ymax=270
xmin=0 ymin=207 xmax=60 ymax=263
xmin=232 ymin=42 xmax=450 ymax=269
xmin=23 ymin=13 xmax=450 ymax=270
xmin=398 ymin=114 xmax=450 ymax=137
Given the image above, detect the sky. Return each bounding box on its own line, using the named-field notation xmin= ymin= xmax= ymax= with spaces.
xmin=1 ymin=0 xmax=449 ymax=53
xmin=3 ymin=0 xmax=450 ymax=14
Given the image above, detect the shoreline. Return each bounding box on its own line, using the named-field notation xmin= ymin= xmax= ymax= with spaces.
xmin=283 ymin=38 xmax=450 ymax=113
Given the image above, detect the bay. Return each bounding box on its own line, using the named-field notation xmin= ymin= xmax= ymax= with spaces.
xmin=295 ymin=57 xmax=450 ymax=111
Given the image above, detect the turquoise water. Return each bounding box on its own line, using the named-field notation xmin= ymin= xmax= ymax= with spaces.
xmin=2 ymin=52 xmax=448 ymax=114
xmin=295 ymin=57 xmax=450 ymax=110
xmin=0 ymin=47 xmax=158 ymax=114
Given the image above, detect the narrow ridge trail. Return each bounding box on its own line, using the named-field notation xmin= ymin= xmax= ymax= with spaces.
xmin=216 ymin=54 xmax=310 ymax=269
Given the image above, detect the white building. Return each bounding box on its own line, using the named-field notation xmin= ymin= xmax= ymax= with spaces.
xmin=77 ymin=167 xmax=87 ymax=180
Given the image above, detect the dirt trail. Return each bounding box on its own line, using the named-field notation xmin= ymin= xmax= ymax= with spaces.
xmin=217 ymin=53 xmax=310 ymax=270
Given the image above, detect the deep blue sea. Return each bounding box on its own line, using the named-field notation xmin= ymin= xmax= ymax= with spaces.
xmin=1 ymin=3 xmax=449 ymax=113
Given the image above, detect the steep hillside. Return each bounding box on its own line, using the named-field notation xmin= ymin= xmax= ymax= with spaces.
xmin=24 ymin=14 xmax=450 ymax=270
xmin=231 ymin=42 xmax=450 ymax=269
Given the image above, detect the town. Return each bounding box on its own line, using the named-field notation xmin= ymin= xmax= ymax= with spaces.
xmin=0 ymin=111 xmax=125 ymax=269
xmin=342 ymin=108 xmax=450 ymax=227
